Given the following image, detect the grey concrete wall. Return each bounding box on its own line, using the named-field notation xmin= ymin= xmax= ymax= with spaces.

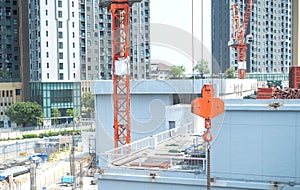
xmin=212 ymin=100 xmax=300 ymax=184
xmin=95 ymin=93 xmax=172 ymax=153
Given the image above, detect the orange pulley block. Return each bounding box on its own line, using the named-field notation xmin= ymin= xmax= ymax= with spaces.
xmin=191 ymin=85 xmax=224 ymax=142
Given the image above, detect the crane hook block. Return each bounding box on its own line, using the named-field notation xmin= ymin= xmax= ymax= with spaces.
xmin=191 ymin=85 xmax=224 ymax=119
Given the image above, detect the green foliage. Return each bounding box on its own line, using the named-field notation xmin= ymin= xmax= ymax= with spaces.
xmin=6 ymin=102 xmax=42 ymax=126
xmin=168 ymin=149 xmax=180 ymax=153
xmin=81 ymin=92 xmax=95 ymax=116
xmin=170 ymin=65 xmax=186 ymax=79
xmin=38 ymin=130 xmax=81 ymax=138
xmin=67 ymin=108 xmax=80 ymax=124
xmin=22 ymin=134 xmax=39 ymax=139
xmin=225 ymin=68 xmax=236 ymax=78
xmin=193 ymin=59 xmax=210 ymax=75
xmin=52 ymin=108 xmax=61 ymax=126
xmin=37 ymin=112 xmax=44 ymax=127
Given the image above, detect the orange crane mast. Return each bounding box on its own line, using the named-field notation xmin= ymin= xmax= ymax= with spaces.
xmin=228 ymin=0 xmax=254 ymax=79
xmin=99 ymin=0 xmax=141 ymax=148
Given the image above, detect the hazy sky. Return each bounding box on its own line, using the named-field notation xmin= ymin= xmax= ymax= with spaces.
xmin=150 ymin=0 xmax=211 ymax=74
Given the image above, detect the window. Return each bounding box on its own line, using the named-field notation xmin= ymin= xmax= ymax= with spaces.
xmin=73 ymin=63 xmax=75 ymax=68
xmin=88 ymin=66 xmax=91 ymax=70
xmin=72 ymin=32 xmax=75 ymax=38
xmin=59 ymin=63 xmax=63 ymax=69
xmin=46 ymin=10 xmax=48 ymax=15
xmin=72 ymin=12 xmax=74 ymax=17
xmin=58 ymin=21 xmax=62 ymax=28
xmin=46 ymin=41 xmax=49 ymax=47
xmin=46 ymin=52 xmax=49 ymax=58
xmin=15 ymin=89 xmax=21 ymax=96
xmin=73 ymin=53 xmax=75 ymax=58
xmin=59 ymin=73 xmax=64 ymax=80
xmin=58 ymin=32 xmax=63 ymax=38
xmin=47 ymin=73 xmax=49 ymax=79
xmin=47 ymin=62 xmax=49 ymax=68
xmin=46 ymin=31 xmax=48 ymax=37
xmin=72 ymin=22 xmax=75 ymax=28
xmin=46 ymin=20 xmax=48 ymax=26
xmin=59 ymin=42 xmax=63 ymax=49
xmin=59 ymin=52 xmax=63 ymax=59
xmin=72 ymin=1 xmax=74 ymax=7
xmin=45 ymin=0 xmax=47 ymax=5
xmin=87 ymin=32 xmax=91 ymax=38
xmin=58 ymin=1 xmax=62 ymax=8
xmin=58 ymin=11 xmax=62 ymax=18
xmin=73 ymin=73 xmax=76 ymax=79
xmin=72 ymin=43 xmax=75 ymax=48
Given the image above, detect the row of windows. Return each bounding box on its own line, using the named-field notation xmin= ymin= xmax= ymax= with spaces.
xmin=45 ymin=0 xmax=75 ymax=8
xmin=45 ymin=73 xmax=76 ymax=80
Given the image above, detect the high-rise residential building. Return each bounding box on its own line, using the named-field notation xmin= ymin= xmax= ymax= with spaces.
xmin=211 ymin=0 xmax=230 ymax=74
xmin=79 ymin=0 xmax=150 ymax=85
xmin=28 ymin=0 xmax=81 ymax=124
xmin=0 ymin=0 xmax=28 ymax=128
xmin=212 ymin=0 xmax=293 ymax=74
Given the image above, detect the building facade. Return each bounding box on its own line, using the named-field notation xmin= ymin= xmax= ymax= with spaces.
xmin=0 ymin=0 xmax=28 ymax=127
xmin=212 ymin=0 xmax=293 ymax=74
xmin=211 ymin=0 xmax=231 ymax=74
xmin=28 ymin=0 xmax=81 ymax=123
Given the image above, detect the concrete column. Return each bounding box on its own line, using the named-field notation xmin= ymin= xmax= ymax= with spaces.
xmin=30 ymin=163 xmax=36 ymax=190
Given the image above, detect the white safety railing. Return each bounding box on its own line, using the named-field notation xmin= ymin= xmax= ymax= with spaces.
xmin=100 ymin=122 xmax=194 ymax=166
xmin=130 ymin=155 xmax=206 ymax=172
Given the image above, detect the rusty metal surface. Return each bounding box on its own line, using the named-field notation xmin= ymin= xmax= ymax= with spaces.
xmin=256 ymin=87 xmax=300 ymax=99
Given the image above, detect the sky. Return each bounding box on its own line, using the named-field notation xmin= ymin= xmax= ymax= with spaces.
xmin=150 ymin=0 xmax=211 ymax=74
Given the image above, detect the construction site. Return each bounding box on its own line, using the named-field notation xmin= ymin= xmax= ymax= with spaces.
xmin=0 ymin=0 xmax=300 ymax=189
xmin=93 ymin=0 xmax=300 ymax=190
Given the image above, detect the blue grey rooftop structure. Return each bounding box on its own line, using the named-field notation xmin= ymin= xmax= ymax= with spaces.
xmin=95 ymin=99 xmax=300 ymax=190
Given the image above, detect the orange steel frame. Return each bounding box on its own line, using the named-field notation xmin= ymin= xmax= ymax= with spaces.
xmin=111 ymin=0 xmax=131 ymax=148
xmin=231 ymin=0 xmax=253 ymax=79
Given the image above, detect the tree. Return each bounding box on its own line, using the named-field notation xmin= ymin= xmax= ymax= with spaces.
xmin=81 ymin=92 xmax=94 ymax=118
xmin=67 ymin=108 xmax=81 ymax=125
xmin=193 ymin=59 xmax=210 ymax=77
xmin=170 ymin=65 xmax=186 ymax=79
xmin=226 ymin=68 xmax=236 ymax=78
xmin=52 ymin=108 xmax=61 ymax=127
xmin=6 ymin=102 xmax=42 ymax=126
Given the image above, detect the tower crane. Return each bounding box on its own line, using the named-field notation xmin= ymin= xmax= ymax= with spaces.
xmin=99 ymin=0 xmax=141 ymax=148
xmin=228 ymin=0 xmax=254 ymax=79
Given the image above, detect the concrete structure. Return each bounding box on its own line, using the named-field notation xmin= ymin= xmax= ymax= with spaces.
xmin=0 ymin=0 xmax=29 ymax=127
xmin=28 ymin=0 xmax=81 ymax=121
xmin=98 ymin=0 xmax=151 ymax=80
xmin=211 ymin=0 xmax=230 ymax=74
xmin=212 ymin=0 xmax=293 ymax=74
xmin=150 ymin=62 xmax=172 ymax=80
xmin=0 ymin=0 xmax=21 ymax=81
xmin=93 ymin=79 xmax=257 ymax=153
xmin=96 ymin=99 xmax=300 ymax=190
xmin=0 ymin=82 xmax=23 ymax=128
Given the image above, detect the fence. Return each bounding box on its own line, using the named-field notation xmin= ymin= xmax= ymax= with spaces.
xmin=0 ymin=140 xmax=36 ymax=161
xmin=0 ymin=122 xmax=95 ymax=141
xmin=0 ymin=136 xmax=82 ymax=162
xmin=100 ymin=123 xmax=201 ymax=167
